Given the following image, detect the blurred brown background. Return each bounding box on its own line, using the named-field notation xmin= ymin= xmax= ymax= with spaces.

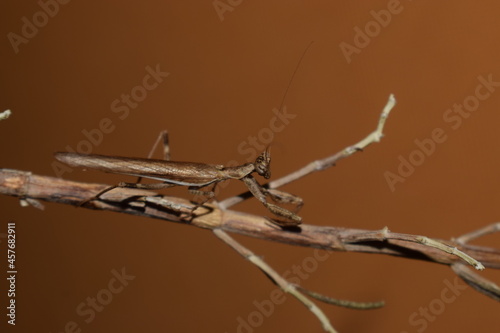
xmin=1 ymin=1 xmax=500 ymax=332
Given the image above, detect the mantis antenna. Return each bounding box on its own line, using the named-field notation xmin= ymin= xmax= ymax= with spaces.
xmin=277 ymin=41 xmax=315 ymax=113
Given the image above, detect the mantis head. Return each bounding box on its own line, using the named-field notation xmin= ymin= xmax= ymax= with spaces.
xmin=254 ymin=146 xmax=271 ymax=179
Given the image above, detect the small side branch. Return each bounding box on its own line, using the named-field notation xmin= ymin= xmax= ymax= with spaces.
xmin=294 ymin=285 xmax=384 ymax=310
xmin=213 ymin=228 xmax=338 ymax=333
xmin=213 ymin=228 xmax=385 ymax=332
xmin=451 ymin=223 xmax=500 ymax=301
xmin=452 ymin=263 xmax=500 ymax=301
xmin=220 ymin=94 xmax=396 ymax=210
xmin=454 ymin=222 xmax=500 ymax=245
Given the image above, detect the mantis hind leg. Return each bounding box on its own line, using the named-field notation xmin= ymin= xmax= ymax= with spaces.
xmin=136 ymin=130 xmax=171 ymax=184
xmin=146 ymin=130 xmax=170 ymax=161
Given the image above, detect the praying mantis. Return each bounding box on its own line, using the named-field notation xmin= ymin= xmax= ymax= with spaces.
xmin=55 ymin=43 xmax=317 ymax=227
xmin=54 ymin=131 xmax=303 ymax=227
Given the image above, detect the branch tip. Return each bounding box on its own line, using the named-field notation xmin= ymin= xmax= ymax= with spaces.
xmin=0 ymin=109 xmax=12 ymax=121
xmin=416 ymin=236 xmax=484 ymax=271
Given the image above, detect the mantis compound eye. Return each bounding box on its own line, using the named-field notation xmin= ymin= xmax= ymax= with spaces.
xmin=256 ymin=163 xmax=271 ymax=179
xmin=255 ymin=148 xmax=271 ymax=179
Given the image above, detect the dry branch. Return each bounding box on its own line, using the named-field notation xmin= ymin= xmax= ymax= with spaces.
xmin=1 ymin=169 xmax=499 ymax=273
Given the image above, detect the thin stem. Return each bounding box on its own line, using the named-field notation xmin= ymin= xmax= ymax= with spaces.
xmin=455 ymin=222 xmax=500 ymax=244
xmin=452 ymin=263 xmax=500 ymax=301
xmin=294 ymin=285 xmax=384 ymax=310
xmin=449 ymin=223 xmax=500 ymax=301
